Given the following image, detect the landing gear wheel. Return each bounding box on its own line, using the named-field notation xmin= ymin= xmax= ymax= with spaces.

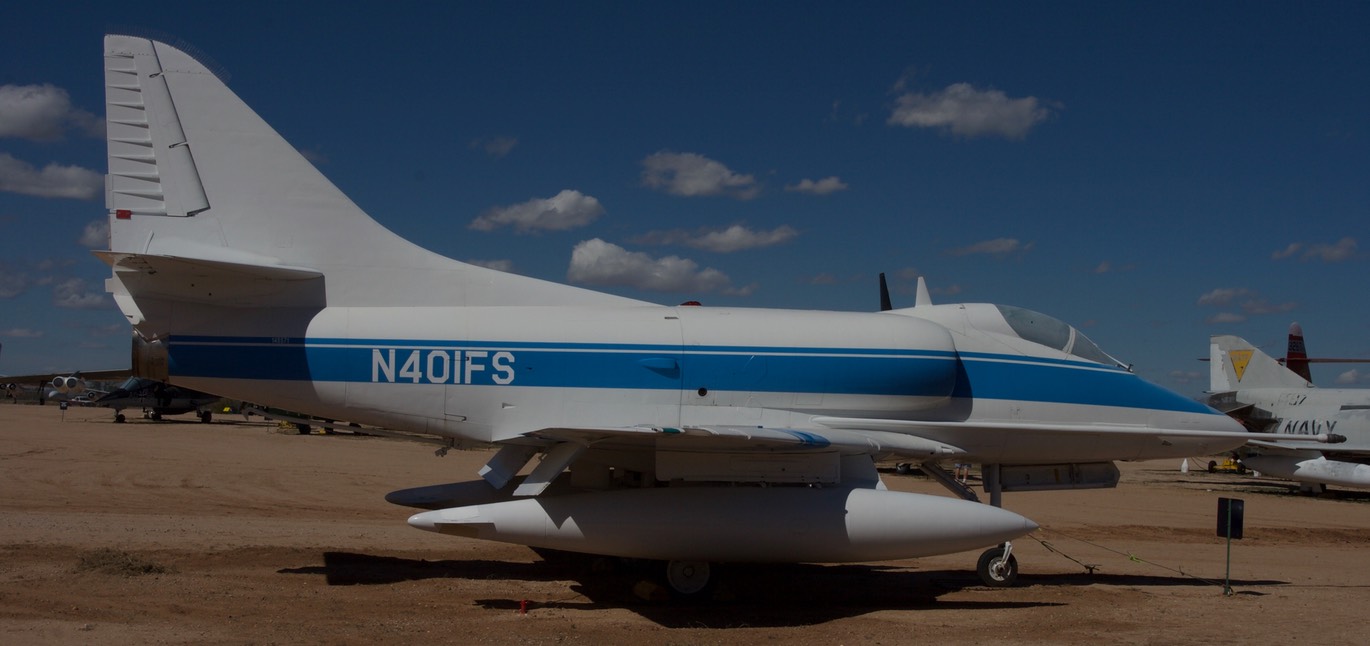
xmin=150 ymin=412 xmax=162 ymax=421
xmin=895 ymin=462 xmax=912 ymax=475
xmin=199 ymin=411 xmax=212 ymax=423
xmin=664 ymin=560 xmax=714 ymax=600
xmin=115 ymin=413 xmax=126 ymax=423
xmin=977 ymin=545 xmax=1018 ymax=587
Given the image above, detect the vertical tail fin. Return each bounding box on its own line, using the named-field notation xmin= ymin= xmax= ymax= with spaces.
xmin=1285 ymin=322 xmax=1313 ymax=383
xmin=100 ymin=35 xmax=642 ymax=319
xmin=1210 ymin=335 xmax=1312 ymax=391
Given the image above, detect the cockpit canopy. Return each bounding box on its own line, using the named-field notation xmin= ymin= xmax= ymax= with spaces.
xmin=994 ymin=305 xmax=1122 ymax=367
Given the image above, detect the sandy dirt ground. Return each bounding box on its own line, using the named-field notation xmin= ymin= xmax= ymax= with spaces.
xmin=2 ymin=403 xmax=1368 ymax=645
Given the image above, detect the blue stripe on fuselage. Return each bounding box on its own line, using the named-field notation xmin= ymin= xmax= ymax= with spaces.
xmin=165 ymin=336 xmax=1210 ymax=414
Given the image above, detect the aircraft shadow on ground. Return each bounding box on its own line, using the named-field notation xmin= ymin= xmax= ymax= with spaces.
xmin=1013 ymin=571 xmax=1285 ymax=590
xmin=281 ymin=552 xmax=1065 ymax=626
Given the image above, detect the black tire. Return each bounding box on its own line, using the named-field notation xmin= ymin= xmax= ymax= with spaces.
xmin=977 ymin=546 xmax=1019 ymax=587
xmin=663 ymin=560 xmax=715 ymax=600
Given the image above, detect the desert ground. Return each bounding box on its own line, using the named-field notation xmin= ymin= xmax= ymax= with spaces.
xmin=2 ymin=403 xmax=1367 ymax=645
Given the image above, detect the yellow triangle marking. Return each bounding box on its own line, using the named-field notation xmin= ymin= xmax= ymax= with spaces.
xmin=1230 ymin=350 xmax=1253 ymax=382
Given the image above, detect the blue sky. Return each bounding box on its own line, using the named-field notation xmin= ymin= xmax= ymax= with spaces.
xmin=1 ymin=1 xmax=1366 ymax=394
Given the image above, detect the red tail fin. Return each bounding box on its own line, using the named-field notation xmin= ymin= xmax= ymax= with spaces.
xmin=1286 ymin=322 xmax=1312 ymax=383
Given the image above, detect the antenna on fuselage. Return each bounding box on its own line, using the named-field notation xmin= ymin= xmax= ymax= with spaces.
xmin=915 ymin=276 xmax=932 ymax=308
xmin=879 ymin=273 xmax=893 ymax=311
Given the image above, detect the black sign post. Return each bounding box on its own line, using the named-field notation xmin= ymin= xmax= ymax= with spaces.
xmin=1217 ymin=497 xmax=1244 ymax=595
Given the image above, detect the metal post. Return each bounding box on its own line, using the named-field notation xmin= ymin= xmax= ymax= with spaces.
xmin=1224 ymin=502 xmax=1233 ymax=596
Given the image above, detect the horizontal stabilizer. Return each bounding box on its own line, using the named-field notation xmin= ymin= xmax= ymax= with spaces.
xmin=95 ymin=251 xmax=323 ymax=307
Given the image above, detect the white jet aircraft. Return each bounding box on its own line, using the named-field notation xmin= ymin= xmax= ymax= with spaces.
xmin=1208 ymin=333 xmax=1370 ymax=492
xmin=96 ymin=35 xmax=1273 ymax=596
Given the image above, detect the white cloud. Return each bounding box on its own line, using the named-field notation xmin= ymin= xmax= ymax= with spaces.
xmin=947 ymin=237 xmax=1032 ymax=257
xmin=470 ymin=136 xmax=518 ymax=158
xmin=567 ymin=238 xmax=731 ymax=293
xmin=634 ymin=224 xmax=798 ymax=253
xmin=465 ymin=259 xmax=514 ymax=273
xmin=1196 ymin=287 xmax=1295 ymax=320
xmin=0 ymin=328 xmax=43 ymax=338
xmin=785 ymin=176 xmax=848 ymax=195
xmin=1271 ymin=243 xmax=1301 ymax=260
xmin=0 ymin=84 xmax=103 ymax=141
xmin=0 ymin=153 xmax=103 ymax=200
xmin=52 ymin=278 xmax=106 ymax=309
xmin=1168 ymin=370 xmax=1204 ymax=384
xmin=79 ymin=220 xmax=108 ymax=248
xmin=0 ymin=270 xmax=26 ymax=298
xmin=1197 ymin=288 xmax=1253 ymax=307
xmin=888 ymin=82 xmax=1053 ymax=139
xmin=641 ymin=151 xmax=759 ymax=199
xmin=1335 ymin=369 xmax=1368 ymax=385
xmin=470 ymin=189 xmax=604 ymax=233
xmin=1272 ymin=237 xmax=1357 ymax=263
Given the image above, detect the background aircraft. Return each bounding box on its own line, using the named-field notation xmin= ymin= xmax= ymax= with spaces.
xmin=1 ymin=368 xmax=129 ymax=404
xmin=93 ymin=377 xmax=222 ymax=423
xmin=1208 ymin=331 xmax=1370 ymax=492
xmin=94 ymin=35 xmax=1280 ymax=595
xmin=3 ymin=336 xmax=221 ymax=421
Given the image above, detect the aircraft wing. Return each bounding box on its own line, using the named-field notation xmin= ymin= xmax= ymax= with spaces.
xmin=809 ymin=416 xmax=1267 ymax=442
xmin=1248 ymin=438 xmax=1370 ymax=457
xmin=1 ymin=369 xmax=131 ymax=386
xmin=529 ymin=424 xmax=964 ymax=458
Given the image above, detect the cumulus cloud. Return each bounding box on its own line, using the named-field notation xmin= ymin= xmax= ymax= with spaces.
xmin=641 ymin=151 xmax=759 ymax=199
xmin=79 ymin=220 xmax=108 ymax=248
xmin=470 ymin=136 xmax=518 ymax=158
xmin=946 ymin=237 xmax=1033 ymax=257
xmin=0 ymin=153 xmax=103 ymax=200
xmin=1197 ymin=287 xmax=1295 ymax=324
xmin=0 ymin=269 xmax=26 ymax=298
xmin=470 ymin=189 xmax=604 ymax=233
xmin=1168 ymin=370 xmax=1205 ymax=384
xmin=633 ymin=224 xmax=798 ymax=253
xmin=0 ymin=84 xmax=103 ymax=141
xmin=1335 ymin=369 xmax=1369 ymax=385
xmin=888 ymin=82 xmax=1053 ymax=139
xmin=52 ymin=278 xmax=106 ymax=309
xmin=1197 ymin=288 xmax=1254 ymax=307
xmin=785 ymin=176 xmax=848 ymax=195
xmin=1271 ymin=237 xmax=1357 ymax=263
xmin=567 ymin=238 xmax=732 ymax=293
